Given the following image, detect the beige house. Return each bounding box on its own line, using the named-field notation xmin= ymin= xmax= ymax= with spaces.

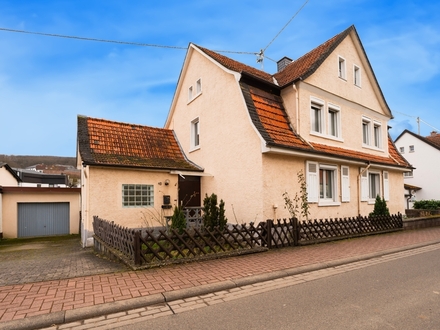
xmin=76 ymin=116 xmax=204 ymax=247
xmin=0 ymin=163 xmax=80 ymax=239
xmin=165 ymin=25 xmax=412 ymax=223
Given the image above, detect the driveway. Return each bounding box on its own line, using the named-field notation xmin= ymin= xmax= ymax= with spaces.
xmin=0 ymin=235 xmax=129 ymax=286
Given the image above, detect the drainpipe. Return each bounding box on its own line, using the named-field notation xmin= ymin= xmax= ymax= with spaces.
xmin=292 ymin=83 xmax=300 ymax=135
xmin=358 ymin=163 xmax=371 ymax=215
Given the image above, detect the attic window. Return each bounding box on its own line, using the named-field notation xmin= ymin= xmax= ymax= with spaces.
xmin=196 ymin=79 xmax=202 ymax=94
xmin=188 ymin=86 xmax=193 ymax=101
xmin=338 ymin=56 xmax=346 ymax=80
xmin=354 ymin=65 xmax=361 ymax=87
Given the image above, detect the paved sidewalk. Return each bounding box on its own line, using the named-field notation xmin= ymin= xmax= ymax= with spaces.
xmin=2 ymin=227 xmax=440 ymax=330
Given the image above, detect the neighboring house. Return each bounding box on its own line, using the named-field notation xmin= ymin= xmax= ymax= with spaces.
xmin=0 ymin=163 xmax=80 ymax=239
xmin=15 ymin=168 xmax=68 ymax=187
xmin=76 ymin=116 xmax=204 ymax=247
xmin=395 ymin=130 xmax=440 ymax=204
xmin=165 ymin=25 xmax=412 ymax=223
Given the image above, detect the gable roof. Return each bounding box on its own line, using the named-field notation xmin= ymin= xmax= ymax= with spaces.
xmin=242 ymin=82 xmax=411 ymax=169
xmin=0 ymin=162 xmax=21 ymax=182
xmin=77 ymin=116 xmax=202 ymax=171
xmin=395 ymin=129 xmax=440 ymax=152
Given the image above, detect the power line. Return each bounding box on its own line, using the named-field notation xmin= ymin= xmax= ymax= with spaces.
xmin=262 ymin=0 xmax=310 ymax=53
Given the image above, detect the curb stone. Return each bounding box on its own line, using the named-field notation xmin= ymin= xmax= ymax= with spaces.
xmin=2 ymin=239 xmax=440 ymax=330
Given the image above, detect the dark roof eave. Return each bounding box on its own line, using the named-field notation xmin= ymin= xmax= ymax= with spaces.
xmin=265 ymin=142 xmax=413 ymax=170
xmin=81 ymin=160 xmax=204 ymax=172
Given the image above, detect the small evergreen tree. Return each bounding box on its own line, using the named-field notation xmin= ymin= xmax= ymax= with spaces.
xmin=171 ymin=206 xmax=186 ymax=234
xmin=369 ymin=195 xmax=390 ymax=217
xmin=203 ymin=193 xmax=227 ymax=230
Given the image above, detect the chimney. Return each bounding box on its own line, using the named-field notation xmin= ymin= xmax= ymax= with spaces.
xmin=277 ymin=56 xmax=293 ymax=72
xmin=431 ymin=131 xmax=438 ymax=136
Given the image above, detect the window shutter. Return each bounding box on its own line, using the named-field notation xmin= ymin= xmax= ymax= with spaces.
xmin=383 ymin=171 xmax=389 ymax=201
xmin=360 ymin=168 xmax=368 ymax=202
xmin=341 ymin=166 xmax=350 ymax=202
xmin=307 ymin=161 xmax=319 ymax=203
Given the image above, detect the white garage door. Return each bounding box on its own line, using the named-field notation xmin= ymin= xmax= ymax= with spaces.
xmin=18 ymin=202 xmax=70 ymax=237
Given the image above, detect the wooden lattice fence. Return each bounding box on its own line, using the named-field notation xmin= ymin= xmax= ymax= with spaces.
xmin=93 ymin=213 xmax=403 ymax=267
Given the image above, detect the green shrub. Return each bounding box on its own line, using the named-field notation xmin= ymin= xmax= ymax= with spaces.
xmin=413 ymin=200 xmax=440 ymax=210
xmin=171 ymin=206 xmax=186 ymax=234
xmin=369 ymin=195 xmax=390 ymax=217
xmin=203 ymin=193 xmax=227 ymax=230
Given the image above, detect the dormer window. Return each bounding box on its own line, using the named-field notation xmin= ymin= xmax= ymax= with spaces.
xmin=338 ymin=56 xmax=346 ymax=80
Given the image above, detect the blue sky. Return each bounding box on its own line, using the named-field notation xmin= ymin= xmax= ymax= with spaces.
xmin=0 ymin=0 xmax=439 ymax=157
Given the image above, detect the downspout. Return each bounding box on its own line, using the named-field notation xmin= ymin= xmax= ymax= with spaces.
xmin=358 ymin=163 xmax=371 ymax=215
xmin=292 ymin=83 xmax=300 ymax=135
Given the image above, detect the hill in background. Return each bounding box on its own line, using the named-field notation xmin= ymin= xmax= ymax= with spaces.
xmin=0 ymin=154 xmax=76 ymax=169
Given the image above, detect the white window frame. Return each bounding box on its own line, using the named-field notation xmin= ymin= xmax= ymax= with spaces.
xmin=188 ymin=86 xmax=193 ymax=102
xmin=360 ymin=169 xmax=387 ymax=204
xmin=328 ymin=104 xmax=341 ymax=138
xmin=190 ymin=117 xmax=200 ymax=151
xmin=338 ymin=56 xmax=346 ymax=80
xmin=307 ymin=161 xmax=340 ymax=206
xmin=310 ymin=98 xmax=325 ymax=135
xmin=319 ymin=164 xmax=338 ymax=204
xmin=196 ymin=78 xmax=202 ymax=95
xmin=362 ymin=117 xmax=371 ymax=146
xmin=373 ymin=121 xmax=382 ymax=149
xmin=409 ymin=145 xmax=415 ymax=152
xmin=399 ymin=147 xmax=405 ymax=153
xmin=404 ymin=170 xmax=413 ymax=178
xmin=122 ymin=184 xmax=154 ymax=208
xmin=368 ymin=171 xmax=381 ymax=202
xmin=354 ymin=65 xmax=361 ymax=87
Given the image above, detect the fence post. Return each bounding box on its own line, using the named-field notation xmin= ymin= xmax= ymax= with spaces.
xmin=134 ymin=230 xmax=141 ymax=266
xmin=267 ymin=220 xmax=273 ymax=249
xmin=293 ymin=217 xmax=299 ymax=246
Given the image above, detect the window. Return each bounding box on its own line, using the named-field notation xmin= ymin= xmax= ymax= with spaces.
xmin=307 ymin=161 xmax=339 ymax=205
xmin=399 ymin=147 xmax=405 ymax=153
xmin=409 ymin=145 xmax=415 ymax=152
xmin=311 ymin=103 xmax=323 ymax=133
xmin=319 ymin=167 xmax=336 ymax=200
xmin=188 ymin=86 xmax=193 ymax=101
xmin=369 ymin=172 xmax=380 ymax=199
xmin=354 ymin=65 xmax=361 ymax=87
xmin=338 ymin=56 xmax=346 ymax=79
xmin=404 ymin=170 xmax=413 ymax=178
xmin=122 ymin=184 xmax=154 ymax=207
xmin=362 ymin=117 xmax=371 ymax=145
xmin=373 ymin=122 xmax=382 ymax=148
xmin=328 ymin=106 xmax=340 ymax=138
xmin=196 ymin=79 xmax=202 ymax=94
xmin=360 ymin=169 xmax=387 ymax=202
xmin=191 ymin=118 xmax=200 ymax=149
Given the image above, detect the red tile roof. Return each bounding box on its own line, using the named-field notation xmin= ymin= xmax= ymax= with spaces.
xmin=426 ymin=132 xmax=440 ymax=148
xmin=77 ymin=116 xmax=202 ymax=171
xmin=242 ymin=83 xmax=411 ymax=168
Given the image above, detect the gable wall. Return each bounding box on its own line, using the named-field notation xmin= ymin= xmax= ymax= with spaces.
xmin=167 ymin=49 xmax=266 ymax=223
xmin=0 ymin=167 xmax=18 ymax=186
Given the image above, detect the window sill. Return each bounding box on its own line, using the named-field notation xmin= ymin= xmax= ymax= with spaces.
xmin=189 ymin=146 xmax=200 ymax=153
xmin=338 ymin=76 xmax=347 ymax=81
xmin=318 ymin=201 xmax=341 ymax=207
xmin=187 ymin=92 xmax=202 ymax=105
xmin=310 ymin=131 xmax=344 ymax=142
xmin=362 ymin=144 xmax=384 ymax=152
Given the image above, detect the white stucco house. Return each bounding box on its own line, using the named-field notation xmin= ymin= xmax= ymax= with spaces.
xmin=395 ymin=129 xmax=440 ymax=205
xmin=77 ymin=25 xmax=412 ymax=246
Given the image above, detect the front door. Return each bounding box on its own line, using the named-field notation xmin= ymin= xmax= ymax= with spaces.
xmin=178 ymin=175 xmax=201 ymax=207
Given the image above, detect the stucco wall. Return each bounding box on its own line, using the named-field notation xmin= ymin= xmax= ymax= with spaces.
xmin=166 ymin=48 xmax=265 ymax=224
xmin=1 ymin=187 xmax=80 ymax=238
xmin=0 ymin=167 xmax=18 ymax=186
xmin=82 ymin=166 xmax=178 ymax=245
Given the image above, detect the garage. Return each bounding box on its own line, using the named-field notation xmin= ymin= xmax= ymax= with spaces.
xmin=18 ymin=202 xmax=70 ymax=237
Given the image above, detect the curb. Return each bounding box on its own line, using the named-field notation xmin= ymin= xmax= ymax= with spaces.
xmin=2 ymin=239 xmax=440 ymax=330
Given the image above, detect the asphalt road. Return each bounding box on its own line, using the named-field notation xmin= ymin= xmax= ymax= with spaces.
xmin=120 ymin=248 xmax=440 ymax=330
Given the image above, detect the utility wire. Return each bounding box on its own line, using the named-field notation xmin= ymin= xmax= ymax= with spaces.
xmin=262 ymin=0 xmax=310 ymax=53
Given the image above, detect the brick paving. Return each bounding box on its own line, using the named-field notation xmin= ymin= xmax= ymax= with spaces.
xmin=2 ymin=228 xmax=440 ymax=324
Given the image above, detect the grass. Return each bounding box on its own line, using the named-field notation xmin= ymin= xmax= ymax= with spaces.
xmin=0 ymin=234 xmax=80 ymax=246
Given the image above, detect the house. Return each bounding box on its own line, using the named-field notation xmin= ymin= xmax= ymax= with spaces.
xmin=76 ymin=115 xmax=204 ymax=247
xmin=0 ymin=163 xmax=80 ymax=239
xmin=395 ymin=129 xmax=440 ymax=204
xmin=164 ymin=25 xmax=412 ymax=223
